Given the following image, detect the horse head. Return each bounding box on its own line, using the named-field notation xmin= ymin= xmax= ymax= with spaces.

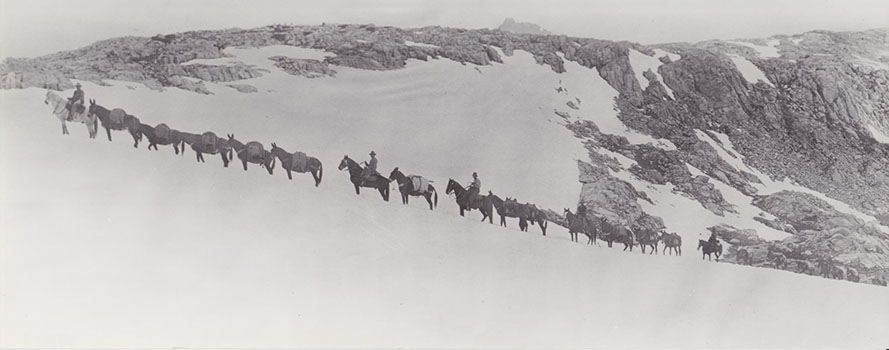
xmin=445 ymin=179 xmax=459 ymax=195
xmin=389 ymin=167 xmax=403 ymax=182
xmin=338 ymin=155 xmax=352 ymax=171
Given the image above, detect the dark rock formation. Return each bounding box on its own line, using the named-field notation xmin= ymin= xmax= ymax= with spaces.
xmin=497 ymin=18 xmax=551 ymax=35
xmin=269 ymin=56 xmax=336 ymax=78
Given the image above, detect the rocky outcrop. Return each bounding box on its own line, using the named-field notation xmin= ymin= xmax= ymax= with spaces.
xmin=577 ymin=160 xmax=663 ymax=232
xmin=497 ymin=18 xmax=551 ymax=35
xmin=170 ymin=63 xmax=264 ymax=82
xmin=721 ymin=191 xmax=889 ymax=286
xmin=226 ymin=83 xmax=258 ymax=93
xmin=269 ymin=56 xmax=335 ymax=78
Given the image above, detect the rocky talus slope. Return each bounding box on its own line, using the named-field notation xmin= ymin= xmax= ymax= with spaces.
xmin=3 ymin=24 xmax=888 ymax=284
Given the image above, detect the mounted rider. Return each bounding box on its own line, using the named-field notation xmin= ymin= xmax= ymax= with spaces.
xmin=66 ymin=83 xmax=85 ymax=121
xmin=460 ymin=172 xmax=481 ymax=209
xmin=361 ymin=150 xmax=379 ymax=184
xmin=708 ymin=230 xmax=720 ymax=246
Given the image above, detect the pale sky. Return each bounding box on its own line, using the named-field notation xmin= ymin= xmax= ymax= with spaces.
xmin=1 ymin=0 xmax=888 ymax=59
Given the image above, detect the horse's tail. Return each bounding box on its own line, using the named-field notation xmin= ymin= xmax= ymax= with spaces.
xmin=432 ymin=185 xmax=438 ymax=208
xmin=317 ymin=161 xmax=323 ymax=185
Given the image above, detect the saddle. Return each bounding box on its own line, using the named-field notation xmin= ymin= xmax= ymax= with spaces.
xmin=244 ymin=142 xmax=264 ymax=161
xmin=291 ymin=151 xmax=308 ymax=172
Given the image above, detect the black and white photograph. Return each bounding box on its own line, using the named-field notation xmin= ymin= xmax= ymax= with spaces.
xmin=1 ymin=0 xmax=888 ymax=348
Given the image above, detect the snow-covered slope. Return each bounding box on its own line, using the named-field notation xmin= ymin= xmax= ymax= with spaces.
xmin=3 ymin=59 xmax=889 ymax=347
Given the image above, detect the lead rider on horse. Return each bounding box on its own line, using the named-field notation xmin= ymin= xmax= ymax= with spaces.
xmin=361 ymin=150 xmax=379 ymax=184
xmin=66 ymin=83 xmax=85 ymax=121
xmin=460 ymin=172 xmax=481 ymax=209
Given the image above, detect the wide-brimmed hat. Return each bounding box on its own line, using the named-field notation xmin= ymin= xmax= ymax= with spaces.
xmin=75 ymin=83 xmax=82 ymax=87
xmin=369 ymin=150 xmax=376 ymax=156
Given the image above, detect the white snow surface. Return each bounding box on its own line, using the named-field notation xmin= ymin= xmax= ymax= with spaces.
xmin=628 ymin=49 xmax=676 ymax=99
xmin=404 ymin=40 xmax=441 ymax=49
xmin=869 ymin=124 xmax=889 ymax=144
xmin=3 ymin=46 xmax=889 ymax=348
xmin=727 ymin=54 xmax=774 ymax=87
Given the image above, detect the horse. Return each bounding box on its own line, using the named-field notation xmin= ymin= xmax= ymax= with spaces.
xmin=338 ymin=155 xmax=390 ymax=201
xmin=269 ymin=143 xmax=323 ymax=186
xmin=87 ymin=99 xmax=141 ymax=147
xmin=227 ymin=135 xmax=275 ymax=174
xmin=600 ymin=220 xmax=634 ymax=250
xmin=564 ymin=209 xmax=585 ymax=243
xmin=524 ymin=203 xmax=548 ymax=236
xmin=503 ymin=198 xmax=532 ymax=232
xmin=662 ymin=232 xmax=682 ymax=256
xmin=490 ymin=194 xmax=525 ymax=228
xmin=138 ymin=123 xmax=186 ymax=154
xmin=445 ymin=179 xmax=493 ymax=223
xmin=636 ymin=229 xmax=662 ymax=255
xmin=388 ymin=167 xmax=437 ymax=210
xmin=44 ymin=91 xmax=98 ymax=138
xmin=697 ymin=239 xmax=722 ymax=262
xmin=183 ymin=131 xmax=230 ymax=167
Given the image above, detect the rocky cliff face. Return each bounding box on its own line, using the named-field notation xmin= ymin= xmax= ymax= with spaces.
xmin=497 ymin=18 xmax=551 ymax=35
xmin=718 ymin=191 xmax=889 ymax=286
xmin=3 ymin=24 xmax=888 ymax=285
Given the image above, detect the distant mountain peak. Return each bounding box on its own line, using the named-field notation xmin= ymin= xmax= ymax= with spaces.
xmin=497 ymin=17 xmax=551 ymax=35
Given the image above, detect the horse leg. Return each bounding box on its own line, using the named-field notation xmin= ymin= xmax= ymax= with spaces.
xmin=425 ymin=193 xmax=434 ymax=210
xmin=286 ymin=169 xmax=293 ymax=180
xmin=196 ymin=151 xmax=204 ymax=163
xmin=354 ymin=183 xmax=360 ymax=195
xmin=242 ymin=158 xmax=248 ymax=171
xmin=106 ymin=127 xmax=112 ymax=141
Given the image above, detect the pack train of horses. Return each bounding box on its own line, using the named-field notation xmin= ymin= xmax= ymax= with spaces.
xmin=44 ymin=92 xmax=729 ymax=262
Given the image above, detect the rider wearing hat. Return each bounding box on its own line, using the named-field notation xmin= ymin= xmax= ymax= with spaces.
xmin=461 ymin=172 xmax=481 ymax=209
xmin=66 ymin=83 xmax=85 ymax=121
xmin=361 ymin=150 xmax=379 ymax=183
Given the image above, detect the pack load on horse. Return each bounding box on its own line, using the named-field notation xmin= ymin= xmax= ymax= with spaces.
xmin=410 ymin=175 xmax=430 ymax=194
xmin=636 ymin=228 xmax=663 ymax=255
xmin=44 ymin=90 xmax=98 ymax=138
xmin=138 ymin=123 xmax=185 ymax=154
xmin=389 ymin=167 xmax=437 ymax=210
xmin=87 ymin=99 xmax=142 ymax=147
xmin=154 ymin=123 xmax=171 ymax=142
xmin=662 ymin=232 xmax=682 ymax=255
xmin=339 ymin=155 xmax=390 ymax=201
xmin=269 ymin=143 xmax=323 ymax=187
xmin=227 ymin=135 xmax=275 ymax=174
xmin=183 ymin=131 xmax=230 ymax=166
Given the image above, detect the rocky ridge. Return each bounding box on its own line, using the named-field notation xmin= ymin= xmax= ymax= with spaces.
xmin=3 ymin=24 xmax=889 ymax=285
